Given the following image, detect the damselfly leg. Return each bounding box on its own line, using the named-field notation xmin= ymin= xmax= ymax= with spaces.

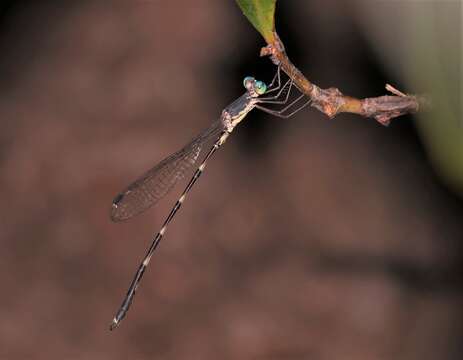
xmin=256 ymin=95 xmax=312 ymax=118
xmin=257 ymin=71 xmax=312 ymax=118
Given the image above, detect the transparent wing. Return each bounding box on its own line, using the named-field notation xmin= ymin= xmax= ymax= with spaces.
xmin=111 ymin=120 xmax=224 ymax=222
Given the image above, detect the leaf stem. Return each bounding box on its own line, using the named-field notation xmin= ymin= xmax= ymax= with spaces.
xmin=260 ymin=31 xmax=425 ymax=125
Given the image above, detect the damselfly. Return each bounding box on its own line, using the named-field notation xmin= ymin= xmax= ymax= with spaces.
xmin=110 ymin=66 xmax=310 ymax=330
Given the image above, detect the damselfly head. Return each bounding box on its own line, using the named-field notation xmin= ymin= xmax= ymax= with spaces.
xmin=253 ymin=80 xmax=267 ymax=95
xmin=243 ymin=76 xmax=267 ymax=96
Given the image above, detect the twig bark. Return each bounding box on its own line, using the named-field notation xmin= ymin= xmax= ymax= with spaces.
xmin=260 ymin=32 xmax=425 ymax=126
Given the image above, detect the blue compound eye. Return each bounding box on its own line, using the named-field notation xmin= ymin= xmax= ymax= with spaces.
xmin=243 ymin=76 xmax=254 ymax=89
xmin=254 ymin=80 xmax=267 ymax=95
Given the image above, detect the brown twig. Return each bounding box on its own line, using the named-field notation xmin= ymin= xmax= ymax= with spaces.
xmin=260 ymin=32 xmax=425 ymax=126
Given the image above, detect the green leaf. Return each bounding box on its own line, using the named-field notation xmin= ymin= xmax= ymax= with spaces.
xmin=236 ymin=0 xmax=276 ymax=43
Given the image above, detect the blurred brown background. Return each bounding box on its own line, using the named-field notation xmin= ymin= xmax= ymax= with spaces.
xmin=0 ymin=1 xmax=462 ymax=359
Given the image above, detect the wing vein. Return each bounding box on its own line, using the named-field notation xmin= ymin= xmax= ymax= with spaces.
xmin=111 ymin=120 xmax=224 ymax=222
